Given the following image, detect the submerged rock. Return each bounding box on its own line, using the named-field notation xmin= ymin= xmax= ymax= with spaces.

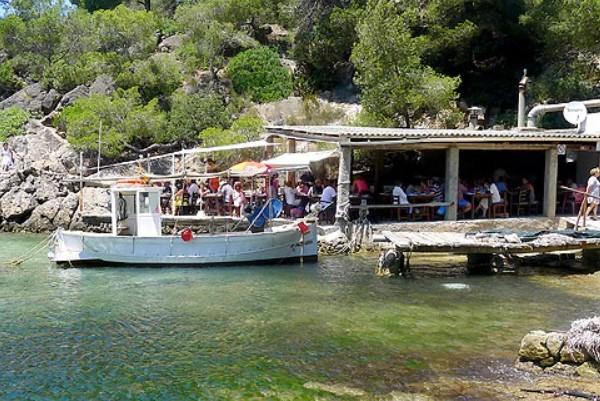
xmin=303 ymin=381 xmax=365 ymax=397
xmin=576 ymin=361 xmax=600 ymax=378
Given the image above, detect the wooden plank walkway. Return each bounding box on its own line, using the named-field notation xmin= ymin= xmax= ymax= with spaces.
xmin=382 ymin=231 xmax=600 ymax=254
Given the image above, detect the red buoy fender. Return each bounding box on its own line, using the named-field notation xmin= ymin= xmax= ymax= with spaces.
xmin=181 ymin=228 xmax=193 ymax=242
xmin=297 ymin=221 xmax=310 ymax=234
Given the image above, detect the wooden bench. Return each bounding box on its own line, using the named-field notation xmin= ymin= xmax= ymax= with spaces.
xmin=348 ymin=202 xmax=452 ymax=221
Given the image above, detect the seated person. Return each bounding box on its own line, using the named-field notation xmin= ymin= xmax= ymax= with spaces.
xmin=352 ymin=175 xmax=370 ymax=195
xmin=495 ymin=176 xmax=508 ymax=193
xmin=520 ymin=177 xmax=536 ymax=202
xmin=311 ymin=179 xmax=336 ymax=212
xmin=457 ymin=180 xmax=472 ymax=214
xmin=284 ymin=181 xmax=301 ymax=207
xmin=392 ymin=182 xmax=409 ymax=204
xmin=309 ymin=179 xmax=324 ymax=196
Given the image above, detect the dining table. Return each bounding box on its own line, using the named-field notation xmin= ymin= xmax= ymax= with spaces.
xmin=464 ymin=192 xmax=492 ymax=218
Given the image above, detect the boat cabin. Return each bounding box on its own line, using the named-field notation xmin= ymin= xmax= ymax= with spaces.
xmin=110 ymin=186 xmax=162 ymax=237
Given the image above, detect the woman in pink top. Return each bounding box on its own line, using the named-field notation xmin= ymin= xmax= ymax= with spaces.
xmin=352 ymin=175 xmax=369 ymax=195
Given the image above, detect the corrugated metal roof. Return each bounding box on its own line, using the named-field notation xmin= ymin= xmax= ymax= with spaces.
xmin=266 ymin=125 xmax=600 ymax=143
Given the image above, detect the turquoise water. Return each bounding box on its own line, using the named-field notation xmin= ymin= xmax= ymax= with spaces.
xmin=1 ymin=233 xmax=600 ymax=400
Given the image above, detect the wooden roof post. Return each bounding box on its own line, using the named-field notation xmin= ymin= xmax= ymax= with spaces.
xmin=286 ymin=138 xmax=296 ymax=183
xmin=336 ymin=139 xmax=352 ymax=229
xmin=543 ymin=146 xmax=558 ymax=218
xmin=445 ymin=147 xmax=459 ymax=221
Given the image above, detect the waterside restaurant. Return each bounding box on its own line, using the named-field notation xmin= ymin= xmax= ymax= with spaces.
xmin=265 ymin=125 xmax=600 ymax=222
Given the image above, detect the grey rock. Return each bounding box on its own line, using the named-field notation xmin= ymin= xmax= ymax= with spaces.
xmin=0 ymin=188 xmax=38 ymax=219
xmin=59 ymin=85 xmax=89 ymax=108
xmin=158 ymin=34 xmax=184 ymax=52
xmin=33 ymin=178 xmax=62 ymax=202
xmin=80 ymin=187 xmax=111 ymax=216
xmin=0 ymin=83 xmax=46 ymax=114
xmin=546 ymin=332 xmax=566 ymax=358
xmin=41 ymin=89 xmax=62 ymax=114
xmin=539 ymin=356 xmax=556 ymax=367
xmin=519 ymin=330 xmax=551 ymax=361
xmin=89 ymin=74 xmax=115 ymax=96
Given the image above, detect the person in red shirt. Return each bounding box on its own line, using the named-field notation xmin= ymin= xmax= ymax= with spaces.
xmin=352 ymin=175 xmax=370 ymax=195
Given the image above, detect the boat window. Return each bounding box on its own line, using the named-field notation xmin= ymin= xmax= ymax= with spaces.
xmin=138 ymin=191 xmax=159 ymax=215
xmin=138 ymin=192 xmax=150 ymax=214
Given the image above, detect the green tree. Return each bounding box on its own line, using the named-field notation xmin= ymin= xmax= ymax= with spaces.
xmin=0 ymin=61 xmax=22 ymax=98
xmin=226 ymin=46 xmax=293 ymax=103
xmin=117 ymin=54 xmax=183 ymax=101
xmin=94 ymin=5 xmax=159 ymax=59
xmin=43 ymin=52 xmax=123 ymax=92
xmin=60 ymin=88 xmax=167 ymax=157
xmin=0 ymin=106 xmax=29 ymax=141
xmin=72 ymin=0 xmax=122 ymax=12
xmin=167 ymin=91 xmax=232 ymax=142
xmin=351 ymin=0 xmax=459 ymax=127
xmin=294 ymin=1 xmax=364 ymax=90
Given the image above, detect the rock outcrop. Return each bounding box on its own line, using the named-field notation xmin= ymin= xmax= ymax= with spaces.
xmin=0 ymin=125 xmax=81 ymax=232
xmin=0 ymin=83 xmax=61 ymax=116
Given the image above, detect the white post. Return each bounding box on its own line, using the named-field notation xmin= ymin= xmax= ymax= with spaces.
xmin=445 ymin=147 xmax=459 ymax=221
xmin=111 ymin=191 xmax=118 ymax=236
xmin=97 ymin=121 xmax=102 ymax=173
xmin=543 ymin=147 xmax=558 ymax=217
xmin=79 ymin=151 xmax=84 ymax=212
xmin=336 ymin=142 xmax=352 ymax=222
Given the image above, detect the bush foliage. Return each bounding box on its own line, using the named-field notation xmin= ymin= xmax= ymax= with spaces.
xmin=226 ymin=47 xmax=293 ymax=103
xmin=0 ymin=106 xmax=30 ymax=141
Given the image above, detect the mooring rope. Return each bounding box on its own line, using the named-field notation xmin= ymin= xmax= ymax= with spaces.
xmin=5 ymin=232 xmax=55 ymax=267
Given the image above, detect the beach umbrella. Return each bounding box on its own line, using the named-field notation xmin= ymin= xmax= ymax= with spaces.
xmin=228 ymin=161 xmax=271 ymax=177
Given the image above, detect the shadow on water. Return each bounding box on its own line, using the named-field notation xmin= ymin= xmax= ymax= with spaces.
xmin=1 ymin=234 xmax=600 ymax=400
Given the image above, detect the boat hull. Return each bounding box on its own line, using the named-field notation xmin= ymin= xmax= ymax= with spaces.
xmin=49 ymin=223 xmax=318 ymax=266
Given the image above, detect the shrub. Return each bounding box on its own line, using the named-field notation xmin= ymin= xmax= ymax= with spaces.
xmin=226 ymin=46 xmax=293 ymax=103
xmin=0 ymin=107 xmax=30 ymax=141
xmin=0 ymin=62 xmax=23 ymax=97
xmin=43 ymin=52 xmax=123 ymax=93
xmin=167 ymin=91 xmax=232 ymax=142
xmin=117 ymin=54 xmax=183 ymax=101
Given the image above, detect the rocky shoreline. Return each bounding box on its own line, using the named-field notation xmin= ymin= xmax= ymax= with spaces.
xmin=517 ymin=317 xmax=600 ymax=379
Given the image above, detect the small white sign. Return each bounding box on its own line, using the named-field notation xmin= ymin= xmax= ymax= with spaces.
xmin=557 ymin=144 xmax=566 ymax=155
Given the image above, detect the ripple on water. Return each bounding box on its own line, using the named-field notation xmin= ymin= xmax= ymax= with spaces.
xmin=1 ymin=235 xmax=600 ymax=400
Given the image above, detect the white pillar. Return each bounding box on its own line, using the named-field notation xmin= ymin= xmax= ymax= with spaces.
xmin=336 ymin=143 xmax=352 ymax=222
xmin=543 ymin=147 xmax=558 ymax=217
xmin=445 ymin=147 xmax=459 ymax=221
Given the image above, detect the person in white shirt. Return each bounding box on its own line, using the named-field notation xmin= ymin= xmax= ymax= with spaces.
xmin=392 ymin=182 xmax=408 ymax=205
xmin=187 ymin=180 xmax=199 ymax=197
xmin=586 ymin=167 xmax=600 ymax=219
xmin=1 ymin=143 xmax=14 ymax=172
xmin=320 ymin=179 xmax=337 ymax=208
xmin=283 ymin=181 xmax=301 ymax=207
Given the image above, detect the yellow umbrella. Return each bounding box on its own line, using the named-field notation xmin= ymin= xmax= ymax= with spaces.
xmin=228 ymin=161 xmax=271 ymax=177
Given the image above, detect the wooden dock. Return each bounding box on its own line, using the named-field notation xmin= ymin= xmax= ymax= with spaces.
xmin=382 ymin=231 xmax=600 ymax=254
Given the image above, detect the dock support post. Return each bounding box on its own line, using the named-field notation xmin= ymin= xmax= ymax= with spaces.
xmin=336 ymin=142 xmax=352 ymax=228
xmin=445 ymin=147 xmax=459 ymax=221
xmin=543 ymin=147 xmax=558 ymax=218
xmin=582 ymin=249 xmax=600 ymax=271
xmin=467 ymin=254 xmax=494 ymax=275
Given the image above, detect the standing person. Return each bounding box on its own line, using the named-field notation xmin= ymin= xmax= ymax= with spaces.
xmin=352 ymin=175 xmax=370 ymax=195
xmin=585 ymin=168 xmax=600 ymax=219
xmin=187 ymin=180 xmax=199 ymax=197
xmin=219 ymin=179 xmax=234 ymax=215
xmin=232 ymin=181 xmax=247 ymax=217
xmin=1 ymin=142 xmax=14 ymax=172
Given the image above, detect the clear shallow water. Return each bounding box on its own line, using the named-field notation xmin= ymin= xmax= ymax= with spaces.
xmin=1 ymin=233 xmax=600 ymax=400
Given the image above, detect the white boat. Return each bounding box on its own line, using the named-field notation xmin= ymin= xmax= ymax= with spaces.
xmin=49 ymin=185 xmax=318 ymax=266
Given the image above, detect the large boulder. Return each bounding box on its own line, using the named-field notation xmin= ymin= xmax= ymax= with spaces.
xmin=560 ymin=343 xmax=589 ymax=364
xmin=0 ymin=188 xmax=38 ymax=219
xmin=89 ymin=74 xmax=115 ymax=96
xmin=41 ymin=89 xmax=62 ymax=114
xmin=11 ymin=125 xmax=78 ymax=174
xmin=80 ymin=187 xmax=111 ymax=216
xmin=59 ymin=85 xmax=89 ymax=108
xmin=53 ymin=192 xmax=79 ymax=227
xmin=518 ymin=330 xmax=551 ymax=361
xmin=546 ymin=332 xmax=567 ymax=358
xmin=158 ymin=34 xmax=184 ymax=53
xmin=0 ymin=83 xmax=54 ymax=115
